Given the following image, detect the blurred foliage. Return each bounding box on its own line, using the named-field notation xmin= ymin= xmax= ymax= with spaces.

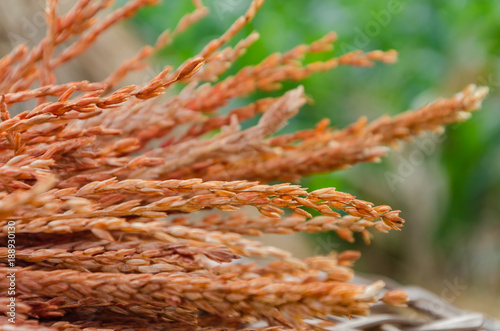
xmin=129 ymin=0 xmax=500 ymax=315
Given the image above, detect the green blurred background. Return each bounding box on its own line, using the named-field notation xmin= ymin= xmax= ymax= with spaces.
xmin=128 ymin=0 xmax=500 ymax=316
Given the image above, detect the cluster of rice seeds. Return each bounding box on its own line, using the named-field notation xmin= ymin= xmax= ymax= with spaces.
xmin=0 ymin=0 xmax=488 ymax=329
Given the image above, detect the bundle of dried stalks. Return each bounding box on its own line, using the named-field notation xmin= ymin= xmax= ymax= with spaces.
xmin=0 ymin=0 xmax=489 ymax=330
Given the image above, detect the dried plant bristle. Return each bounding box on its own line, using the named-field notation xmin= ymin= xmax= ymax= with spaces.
xmin=0 ymin=0 xmax=489 ymax=330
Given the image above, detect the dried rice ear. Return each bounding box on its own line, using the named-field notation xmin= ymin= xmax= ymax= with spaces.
xmin=0 ymin=0 xmax=490 ymax=329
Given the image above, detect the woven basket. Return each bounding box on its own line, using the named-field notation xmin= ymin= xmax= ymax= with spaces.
xmin=299 ymin=274 xmax=500 ymax=331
